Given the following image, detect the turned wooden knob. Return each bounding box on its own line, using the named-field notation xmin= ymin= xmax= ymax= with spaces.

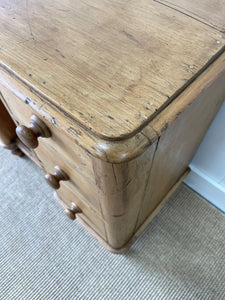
xmin=45 ymin=166 xmax=69 ymax=189
xmin=65 ymin=202 xmax=81 ymax=220
xmin=16 ymin=114 xmax=51 ymax=149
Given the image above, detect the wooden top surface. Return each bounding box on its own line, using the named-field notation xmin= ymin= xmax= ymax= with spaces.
xmin=0 ymin=0 xmax=225 ymax=140
xmin=157 ymin=0 xmax=225 ymax=32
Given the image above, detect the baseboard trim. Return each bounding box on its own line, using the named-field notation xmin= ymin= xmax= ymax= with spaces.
xmin=184 ymin=165 xmax=225 ymax=213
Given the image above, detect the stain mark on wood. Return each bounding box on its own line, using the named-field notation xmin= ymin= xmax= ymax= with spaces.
xmin=161 ymin=122 xmax=168 ymax=132
xmin=25 ymin=97 xmax=31 ymax=104
xmin=108 ymin=115 xmax=114 ymax=120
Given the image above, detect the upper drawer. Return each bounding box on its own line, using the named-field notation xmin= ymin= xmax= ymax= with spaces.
xmin=0 ymin=83 xmax=96 ymax=186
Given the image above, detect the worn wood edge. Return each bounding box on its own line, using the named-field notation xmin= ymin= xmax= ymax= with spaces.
xmin=0 ymin=45 xmax=225 ymax=141
xmin=1 ymin=51 xmax=225 ymax=164
xmin=93 ymin=51 xmax=225 ymax=163
xmin=54 ymin=169 xmax=189 ymax=254
xmin=149 ymin=52 xmax=225 ymax=137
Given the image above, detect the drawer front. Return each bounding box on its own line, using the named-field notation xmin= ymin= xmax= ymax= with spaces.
xmin=34 ymin=141 xmax=102 ymax=214
xmin=55 ymin=182 xmax=107 ymax=241
xmin=0 ymin=80 xmax=107 ymax=241
xmin=0 ymin=83 xmax=96 ymax=185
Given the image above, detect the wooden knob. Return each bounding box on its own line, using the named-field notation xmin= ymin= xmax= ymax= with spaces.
xmin=45 ymin=166 xmax=69 ymax=189
xmin=64 ymin=202 xmax=81 ymax=220
xmin=16 ymin=114 xmax=51 ymax=149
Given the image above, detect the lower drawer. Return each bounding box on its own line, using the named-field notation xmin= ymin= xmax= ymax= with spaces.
xmin=55 ymin=183 xmax=108 ymax=241
xmin=34 ymin=141 xmax=102 ymax=214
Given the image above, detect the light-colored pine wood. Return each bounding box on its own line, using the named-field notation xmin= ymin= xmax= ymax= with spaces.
xmin=92 ymin=144 xmax=157 ymax=249
xmin=156 ymin=0 xmax=225 ymax=31
xmin=54 ymin=183 xmax=108 ymax=240
xmin=0 ymin=0 xmax=224 ymax=140
xmin=0 ymin=1 xmax=225 ymax=252
xmin=56 ymin=169 xmax=189 ymax=254
xmin=0 ymin=83 xmax=96 ymax=183
xmin=0 ymin=51 xmax=225 ymax=164
xmin=136 ymin=67 xmax=225 ymax=230
xmin=132 ymin=169 xmax=190 ymax=246
xmin=34 ymin=141 xmax=102 ymax=215
xmin=92 ymin=53 xmax=225 ymax=249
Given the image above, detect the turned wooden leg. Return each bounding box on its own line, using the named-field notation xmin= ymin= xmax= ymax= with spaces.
xmin=3 ymin=140 xmax=24 ymax=157
xmin=0 ymin=98 xmax=24 ymax=157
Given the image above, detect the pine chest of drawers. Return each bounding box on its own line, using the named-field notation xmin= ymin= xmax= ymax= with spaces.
xmin=0 ymin=0 xmax=225 ymax=253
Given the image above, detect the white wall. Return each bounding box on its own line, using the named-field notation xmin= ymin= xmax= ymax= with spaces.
xmin=184 ymin=100 xmax=225 ymax=212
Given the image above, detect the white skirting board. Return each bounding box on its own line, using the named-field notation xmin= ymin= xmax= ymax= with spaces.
xmin=184 ymin=165 xmax=225 ymax=213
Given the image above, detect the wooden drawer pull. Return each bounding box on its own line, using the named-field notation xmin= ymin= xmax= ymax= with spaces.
xmin=16 ymin=114 xmax=51 ymax=149
xmin=64 ymin=202 xmax=81 ymax=220
xmin=45 ymin=166 xmax=69 ymax=189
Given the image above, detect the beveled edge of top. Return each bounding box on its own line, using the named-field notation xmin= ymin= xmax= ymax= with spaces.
xmin=1 ymin=50 xmax=225 ymax=163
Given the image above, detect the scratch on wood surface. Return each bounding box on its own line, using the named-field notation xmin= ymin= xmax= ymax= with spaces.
xmin=112 ymin=213 xmax=125 ymax=218
xmin=26 ymin=0 xmax=35 ymax=40
xmin=153 ymin=0 xmax=224 ymax=32
xmin=133 ymin=136 xmax=160 ymax=231
xmin=55 ymin=49 xmax=65 ymax=58
xmin=141 ymin=132 xmax=152 ymax=145
xmin=39 ymin=103 xmax=45 ymax=110
xmin=122 ymin=30 xmax=140 ymax=45
xmin=112 ymin=164 xmax=118 ymax=186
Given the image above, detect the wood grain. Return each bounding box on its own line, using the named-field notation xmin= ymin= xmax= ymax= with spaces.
xmin=34 ymin=141 xmax=102 ymax=215
xmin=92 ymin=145 xmax=157 ymax=249
xmin=156 ymin=0 xmax=225 ymax=32
xmin=92 ymin=52 xmax=225 ymax=249
xmin=136 ymin=65 xmax=225 ymax=230
xmin=0 ymin=82 xmax=96 ymax=182
xmin=55 ymin=183 xmax=108 ymax=240
xmin=1 ymin=51 xmax=225 ymax=164
xmin=0 ymin=0 xmax=225 ymax=252
xmin=0 ymin=0 xmax=224 ymax=140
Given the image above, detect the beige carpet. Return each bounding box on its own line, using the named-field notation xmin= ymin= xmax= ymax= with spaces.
xmin=0 ymin=147 xmax=225 ymax=300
